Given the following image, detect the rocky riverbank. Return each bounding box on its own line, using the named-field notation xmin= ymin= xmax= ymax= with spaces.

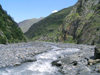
xmin=0 ymin=42 xmax=52 ymax=68
xmin=0 ymin=42 xmax=100 ymax=75
xmin=52 ymin=43 xmax=100 ymax=75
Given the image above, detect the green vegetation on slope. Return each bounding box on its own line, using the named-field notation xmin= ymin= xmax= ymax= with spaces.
xmin=61 ymin=0 xmax=100 ymax=45
xmin=25 ymin=7 xmax=73 ymax=42
xmin=0 ymin=5 xmax=26 ymax=44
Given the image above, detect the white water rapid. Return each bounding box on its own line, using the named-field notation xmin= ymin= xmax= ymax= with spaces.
xmin=0 ymin=45 xmax=79 ymax=75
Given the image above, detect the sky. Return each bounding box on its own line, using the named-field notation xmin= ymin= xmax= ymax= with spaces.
xmin=0 ymin=0 xmax=78 ymax=23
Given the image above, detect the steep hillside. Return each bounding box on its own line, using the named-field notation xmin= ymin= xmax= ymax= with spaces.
xmin=60 ymin=0 xmax=100 ymax=44
xmin=25 ymin=7 xmax=73 ymax=42
xmin=19 ymin=17 xmax=43 ymax=33
xmin=0 ymin=5 xmax=26 ymax=44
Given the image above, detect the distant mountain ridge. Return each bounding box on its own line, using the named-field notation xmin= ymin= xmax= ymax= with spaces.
xmin=0 ymin=5 xmax=26 ymax=44
xmin=19 ymin=17 xmax=44 ymax=33
xmin=25 ymin=7 xmax=73 ymax=42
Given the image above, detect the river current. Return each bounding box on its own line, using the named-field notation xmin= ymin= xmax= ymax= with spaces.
xmin=0 ymin=45 xmax=79 ymax=75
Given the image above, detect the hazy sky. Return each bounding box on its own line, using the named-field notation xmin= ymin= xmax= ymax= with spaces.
xmin=0 ymin=0 xmax=78 ymax=22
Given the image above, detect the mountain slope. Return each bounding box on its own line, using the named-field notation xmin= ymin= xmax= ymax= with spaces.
xmin=60 ymin=0 xmax=100 ymax=45
xmin=0 ymin=5 xmax=26 ymax=44
xmin=25 ymin=7 xmax=73 ymax=42
xmin=19 ymin=17 xmax=43 ymax=33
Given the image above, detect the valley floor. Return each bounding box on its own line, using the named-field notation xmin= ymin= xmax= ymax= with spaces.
xmin=0 ymin=42 xmax=99 ymax=75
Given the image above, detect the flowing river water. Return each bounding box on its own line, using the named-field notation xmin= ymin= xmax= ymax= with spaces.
xmin=0 ymin=46 xmax=80 ymax=75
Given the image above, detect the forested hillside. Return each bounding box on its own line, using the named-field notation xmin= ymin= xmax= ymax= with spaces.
xmin=0 ymin=5 xmax=26 ymax=44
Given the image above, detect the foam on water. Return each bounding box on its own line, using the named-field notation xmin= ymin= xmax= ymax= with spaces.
xmin=0 ymin=45 xmax=80 ymax=75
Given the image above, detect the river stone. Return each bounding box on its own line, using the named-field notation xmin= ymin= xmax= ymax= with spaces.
xmin=52 ymin=60 xmax=62 ymax=67
xmin=94 ymin=44 xmax=100 ymax=59
xmin=88 ymin=59 xmax=100 ymax=65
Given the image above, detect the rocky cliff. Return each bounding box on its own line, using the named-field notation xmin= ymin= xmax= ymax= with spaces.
xmin=60 ymin=0 xmax=100 ymax=45
xmin=0 ymin=5 xmax=26 ymax=44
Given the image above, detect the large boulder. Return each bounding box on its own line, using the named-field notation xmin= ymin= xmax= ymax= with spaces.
xmin=94 ymin=44 xmax=100 ymax=59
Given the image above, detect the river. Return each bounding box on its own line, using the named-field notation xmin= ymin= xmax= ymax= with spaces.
xmin=0 ymin=45 xmax=79 ymax=75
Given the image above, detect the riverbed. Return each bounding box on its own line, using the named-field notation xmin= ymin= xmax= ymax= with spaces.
xmin=0 ymin=42 xmax=96 ymax=75
xmin=0 ymin=44 xmax=80 ymax=75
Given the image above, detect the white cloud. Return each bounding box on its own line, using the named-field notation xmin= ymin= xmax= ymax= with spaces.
xmin=52 ymin=10 xmax=58 ymax=13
